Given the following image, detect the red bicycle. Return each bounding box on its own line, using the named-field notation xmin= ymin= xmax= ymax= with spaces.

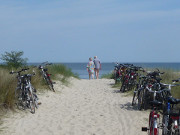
xmin=142 ymin=100 xmax=162 ymax=135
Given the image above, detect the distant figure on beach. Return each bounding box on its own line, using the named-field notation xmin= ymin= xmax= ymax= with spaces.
xmin=87 ymin=57 xmax=94 ymax=80
xmin=93 ymin=56 xmax=101 ymax=79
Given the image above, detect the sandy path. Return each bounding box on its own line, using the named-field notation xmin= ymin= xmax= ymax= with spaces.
xmin=1 ymin=79 xmax=148 ymax=135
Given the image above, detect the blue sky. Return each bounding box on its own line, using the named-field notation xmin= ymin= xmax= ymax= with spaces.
xmin=0 ymin=0 xmax=180 ymax=63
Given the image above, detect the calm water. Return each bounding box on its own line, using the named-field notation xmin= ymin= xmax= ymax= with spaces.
xmin=29 ymin=62 xmax=180 ymax=79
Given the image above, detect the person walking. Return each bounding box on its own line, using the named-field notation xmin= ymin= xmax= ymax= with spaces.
xmin=86 ymin=57 xmax=94 ymax=80
xmin=93 ymin=56 xmax=101 ymax=79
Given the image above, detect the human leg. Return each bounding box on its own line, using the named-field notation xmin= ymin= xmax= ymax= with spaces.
xmin=94 ymin=68 xmax=97 ymax=79
xmin=88 ymin=71 xmax=91 ymax=80
xmin=96 ymin=69 xmax=100 ymax=79
xmin=91 ymin=73 xmax=94 ymax=79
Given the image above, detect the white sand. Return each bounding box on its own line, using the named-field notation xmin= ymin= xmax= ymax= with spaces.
xmin=1 ymin=79 xmax=149 ymax=135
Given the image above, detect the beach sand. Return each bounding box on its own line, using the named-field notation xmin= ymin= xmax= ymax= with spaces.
xmin=1 ymin=79 xmax=149 ymax=135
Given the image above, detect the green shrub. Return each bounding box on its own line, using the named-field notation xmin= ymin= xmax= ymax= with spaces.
xmin=0 ymin=51 xmax=28 ymax=69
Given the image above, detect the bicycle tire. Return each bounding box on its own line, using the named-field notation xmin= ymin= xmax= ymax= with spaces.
xmin=162 ymin=114 xmax=169 ymax=135
xmin=33 ymin=93 xmax=39 ymax=109
xmin=28 ymin=90 xmax=35 ymax=114
xmin=132 ymin=91 xmax=137 ymax=106
xmin=45 ymin=77 xmax=55 ymax=92
xmin=15 ymin=88 xmax=26 ymax=110
xmin=120 ymin=84 xmax=125 ymax=92
xmin=169 ymin=122 xmax=179 ymax=135
xmin=142 ymin=89 xmax=148 ymax=110
xmin=138 ymin=90 xmax=144 ymax=110
xmin=149 ymin=113 xmax=159 ymax=135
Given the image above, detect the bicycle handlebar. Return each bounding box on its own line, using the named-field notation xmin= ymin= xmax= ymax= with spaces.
xmin=10 ymin=68 xmax=30 ymax=74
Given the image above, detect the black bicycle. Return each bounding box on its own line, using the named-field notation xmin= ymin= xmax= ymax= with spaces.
xmin=38 ymin=62 xmax=55 ymax=92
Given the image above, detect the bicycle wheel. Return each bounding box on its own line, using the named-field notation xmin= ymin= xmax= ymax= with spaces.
xmin=27 ymin=90 xmax=35 ymax=114
xmin=138 ymin=89 xmax=144 ymax=110
xmin=149 ymin=114 xmax=158 ymax=135
xmin=132 ymin=90 xmax=137 ymax=106
xmin=142 ymin=89 xmax=148 ymax=110
xmin=169 ymin=121 xmax=179 ymax=135
xmin=15 ymin=88 xmax=25 ymax=110
xmin=162 ymin=114 xmax=169 ymax=135
xmin=33 ymin=93 xmax=39 ymax=109
xmin=45 ymin=77 xmax=55 ymax=92
xmin=120 ymin=84 xmax=125 ymax=92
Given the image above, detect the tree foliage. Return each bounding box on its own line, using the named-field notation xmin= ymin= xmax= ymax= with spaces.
xmin=0 ymin=51 xmax=28 ymax=68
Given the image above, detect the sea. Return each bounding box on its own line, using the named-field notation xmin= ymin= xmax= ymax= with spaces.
xmin=28 ymin=62 xmax=180 ymax=79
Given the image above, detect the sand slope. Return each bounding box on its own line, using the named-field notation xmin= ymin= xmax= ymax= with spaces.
xmin=1 ymin=79 xmax=148 ymax=135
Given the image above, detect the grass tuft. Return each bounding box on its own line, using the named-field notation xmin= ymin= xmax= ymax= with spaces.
xmin=101 ymin=72 xmax=114 ymax=79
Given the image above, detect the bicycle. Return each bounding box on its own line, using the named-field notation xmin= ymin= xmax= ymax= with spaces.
xmin=10 ymin=68 xmax=38 ymax=113
xmin=161 ymin=81 xmax=180 ymax=135
xmin=137 ymin=69 xmax=165 ymax=110
xmin=142 ymin=100 xmax=163 ymax=135
xmin=114 ymin=63 xmax=123 ymax=84
xmin=38 ymin=62 xmax=55 ymax=92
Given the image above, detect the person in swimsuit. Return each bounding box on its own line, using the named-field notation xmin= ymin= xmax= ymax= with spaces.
xmin=87 ymin=57 xmax=94 ymax=80
xmin=93 ymin=56 xmax=101 ymax=79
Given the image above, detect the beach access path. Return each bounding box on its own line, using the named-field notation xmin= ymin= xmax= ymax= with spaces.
xmin=1 ymin=79 xmax=148 ymax=135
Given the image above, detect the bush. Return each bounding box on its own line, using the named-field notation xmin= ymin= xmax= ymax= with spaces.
xmin=0 ymin=51 xmax=28 ymax=69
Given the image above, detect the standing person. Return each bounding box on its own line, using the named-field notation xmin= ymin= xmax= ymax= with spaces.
xmin=93 ymin=56 xmax=101 ymax=79
xmin=86 ymin=57 xmax=94 ymax=80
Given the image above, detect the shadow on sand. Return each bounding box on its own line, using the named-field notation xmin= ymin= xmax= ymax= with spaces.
xmin=112 ymin=89 xmax=121 ymax=93
xmin=120 ymin=102 xmax=139 ymax=111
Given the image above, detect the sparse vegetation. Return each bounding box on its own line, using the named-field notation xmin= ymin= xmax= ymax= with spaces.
xmin=101 ymin=72 xmax=114 ymax=79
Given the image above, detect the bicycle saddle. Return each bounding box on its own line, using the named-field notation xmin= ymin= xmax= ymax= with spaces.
xmin=168 ymin=97 xmax=180 ymax=104
xmin=169 ymin=111 xmax=180 ymax=117
xmin=43 ymin=68 xmax=48 ymax=71
xmin=149 ymin=100 xmax=162 ymax=107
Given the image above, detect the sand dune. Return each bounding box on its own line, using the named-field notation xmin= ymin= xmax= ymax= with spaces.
xmin=1 ymin=79 xmax=149 ymax=135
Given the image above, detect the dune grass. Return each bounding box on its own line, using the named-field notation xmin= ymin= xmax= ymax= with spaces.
xmin=0 ymin=68 xmax=16 ymax=109
xmin=48 ymin=64 xmax=79 ymax=79
xmin=101 ymin=72 xmax=114 ymax=79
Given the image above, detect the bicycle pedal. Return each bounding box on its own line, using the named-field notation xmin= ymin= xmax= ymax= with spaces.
xmin=142 ymin=127 xmax=148 ymax=131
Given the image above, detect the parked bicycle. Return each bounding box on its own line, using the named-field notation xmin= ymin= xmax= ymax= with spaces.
xmin=38 ymin=62 xmax=55 ymax=92
xmin=10 ymin=68 xmax=38 ymax=114
xmin=142 ymin=100 xmax=163 ymax=135
xmin=161 ymin=80 xmax=180 ymax=135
